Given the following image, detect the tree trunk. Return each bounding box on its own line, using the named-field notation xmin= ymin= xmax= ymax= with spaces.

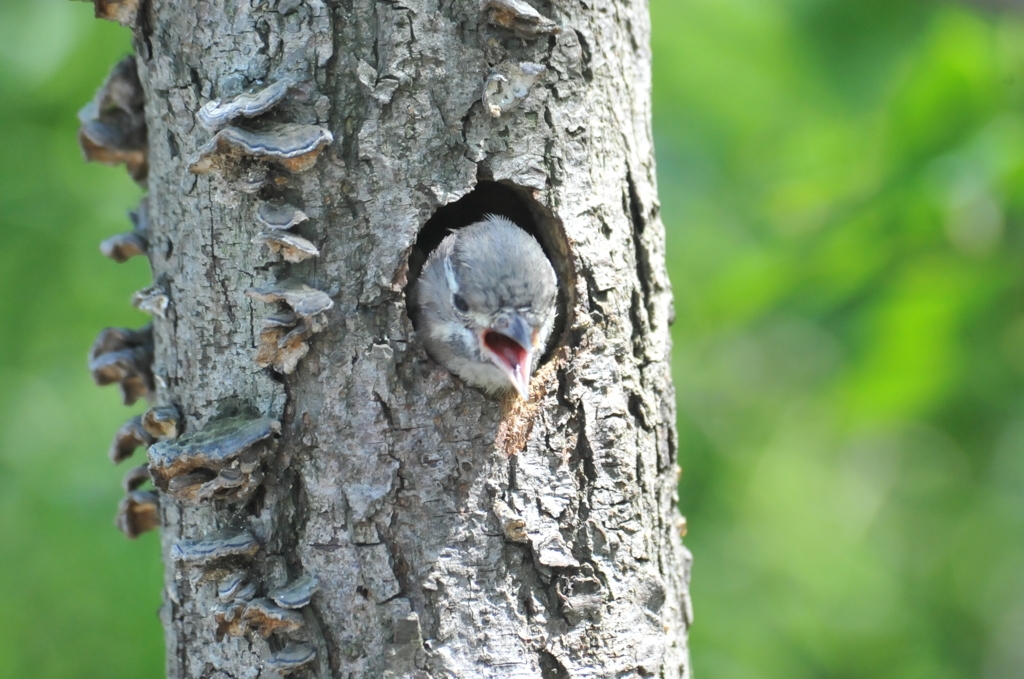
xmin=83 ymin=0 xmax=692 ymax=676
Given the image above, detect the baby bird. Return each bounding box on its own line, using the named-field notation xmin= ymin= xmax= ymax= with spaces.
xmin=414 ymin=214 xmax=557 ymax=399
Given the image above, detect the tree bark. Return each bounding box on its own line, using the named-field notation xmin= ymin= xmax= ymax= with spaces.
xmin=85 ymin=0 xmax=692 ymax=676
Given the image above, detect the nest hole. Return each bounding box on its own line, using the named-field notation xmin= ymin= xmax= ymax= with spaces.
xmin=405 ymin=181 xmax=574 ymax=364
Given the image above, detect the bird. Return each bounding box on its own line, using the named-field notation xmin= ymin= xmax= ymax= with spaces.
xmin=413 ymin=214 xmax=558 ymax=400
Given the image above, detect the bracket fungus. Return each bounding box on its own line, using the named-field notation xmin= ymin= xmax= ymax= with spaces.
xmin=252 ymin=313 xmax=314 ymax=374
xmin=171 ymin=530 xmax=260 ymax=565
xmin=483 ymin=62 xmax=546 ymax=118
xmin=246 ymin=279 xmax=333 ymax=318
xmin=266 ymin=644 xmax=317 ymax=673
xmin=148 ymin=415 xmax=280 ymax=504
xmin=234 ymin=581 xmax=258 ymax=602
xmin=189 ymin=124 xmax=333 ymax=176
xmin=109 ymin=414 xmax=155 ymax=464
xmin=246 ymin=281 xmax=333 ymax=374
xmin=211 ymin=571 xmax=317 ymax=644
xmin=252 ymin=231 xmax=320 ymax=263
xmin=122 ymin=464 xmax=151 ymax=492
xmin=213 ymin=600 xmax=249 ymax=639
xmin=100 ymin=232 xmax=146 ymax=262
xmin=483 ymin=0 xmax=561 ymax=37
xmin=215 ymin=596 xmax=306 ymax=641
xmin=78 ymin=55 xmax=147 ymax=183
xmin=218 ymin=572 xmax=249 ymax=602
xmin=268 ymin=574 xmax=320 ymax=609
xmin=89 ymin=347 xmax=150 ymax=388
xmin=90 ymin=324 xmax=152 ymax=359
xmin=100 ymin=197 xmax=150 ymax=262
xmin=258 ymin=326 xmax=308 ymax=374
xmin=241 ymin=599 xmax=306 ymax=638
xmin=198 ymin=78 xmax=295 ymax=130
xmin=131 ymin=283 xmax=170 ymax=319
xmin=89 ymin=325 xmax=154 ymax=406
xmin=213 ymin=572 xmax=257 ymax=639
xmin=256 ymin=202 xmax=309 ymax=231
xmin=115 ymin=490 xmax=159 ymax=539
xmin=142 ymin=405 xmax=181 ymax=441
xmin=79 ymin=0 xmax=139 ymax=26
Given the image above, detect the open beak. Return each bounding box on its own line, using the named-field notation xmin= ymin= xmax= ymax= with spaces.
xmin=480 ymin=314 xmax=536 ymax=399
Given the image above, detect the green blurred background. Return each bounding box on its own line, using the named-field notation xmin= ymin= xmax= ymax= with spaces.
xmin=1 ymin=0 xmax=1022 ymax=676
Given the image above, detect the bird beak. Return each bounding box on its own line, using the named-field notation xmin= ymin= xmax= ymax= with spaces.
xmin=480 ymin=314 xmax=536 ymax=399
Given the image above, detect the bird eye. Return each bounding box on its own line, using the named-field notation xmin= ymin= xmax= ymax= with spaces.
xmin=453 ymin=294 xmax=469 ymax=313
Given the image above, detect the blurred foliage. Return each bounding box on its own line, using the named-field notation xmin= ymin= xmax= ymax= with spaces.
xmin=0 ymin=0 xmax=1021 ymax=678
xmin=652 ymin=0 xmax=1024 ymax=677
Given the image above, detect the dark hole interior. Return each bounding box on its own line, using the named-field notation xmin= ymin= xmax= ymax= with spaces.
xmin=408 ymin=181 xmax=544 ymax=288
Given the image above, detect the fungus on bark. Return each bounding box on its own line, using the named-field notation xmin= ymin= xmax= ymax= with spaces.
xmin=148 ymin=415 xmax=280 ymax=503
xmin=77 ymin=55 xmax=147 ymax=183
xmin=88 ymin=324 xmax=154 ymax=406
xmin=482 ymin=0 xmax=561 ymax=37
xmin=131 ymin=283 xmax=170 ymax=319
xmin=246 ymin=281 xmax=333 ymax=374
xmin=214 ymin=568 xmax=315 ymax=643
xmin=100 ymin=231 xmax=147 ymax=262
xmin=217 ymin=572 xmax=248 ymax=602
xmin=212 ymin=600 xmax=248 ymax=640
xmin=252 ymin=314 xmax=313 ymax=375
xmin=268 ymin=574 xmax=319 ymax=609
xmin=188 ymin=124 xmax=333 ymax=176
xmin=121 ymin=464 xmax=151 ymax=492
xmin=245 ymin=280 xmax=333 ymax=317
xmin=265 ymin=643 xmax=317 ymax=673
xmin=109 ymin=414 xmax=155 ymax=464
xmin=256 ymin=202 xmax=308 ymax=231
xmin=252 ymin=231 xmax=320 ymax=263
xmin=198 ymin=78 xmax=296 ymax=130
xmin=100 ymin=196 xmax=149 ymax=262
xmin=233 ymin=582 xmax=257 ymax=602
xmin=78 ymin=0 xmax=139 ymax=26
xmin=88 ymin=346 xmax=150 ymax=385
xmin=115 ymin=490 xmax=159 ymax=539
xmin=170 ymin=530 xmax=260 ymax=565
xmin=142 ymin=405 xmax=181 ymax=441
xmin=239 ymin=598 xmax=305 ymax=638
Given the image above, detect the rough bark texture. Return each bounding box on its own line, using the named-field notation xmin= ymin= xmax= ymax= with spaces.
xmin=93 ymin=0 xmax=693 ymax=676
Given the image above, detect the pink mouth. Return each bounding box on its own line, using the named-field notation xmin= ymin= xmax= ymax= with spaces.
xmin=484 ymin=331 xmax=529 ymax=380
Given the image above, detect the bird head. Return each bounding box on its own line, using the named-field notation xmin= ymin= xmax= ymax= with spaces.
xmin=414 ymin=215 xmax=557 ymax=399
